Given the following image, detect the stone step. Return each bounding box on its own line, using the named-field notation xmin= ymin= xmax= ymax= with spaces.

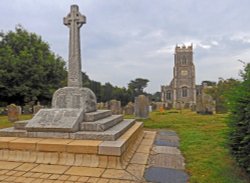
xmin=80 ymin=115 xmax=123 ymax=132
xmin=74 ymin=119 xmax=136 ymax=141
xmin=0 ymin=127 xmax=27 ymax=137
xmin=14 ymin=120 xmax=29 ymax=130
xmin=84 ymin=110 xmax=112 ymax=122
xmin=0 ymin=119 xmax=137 ymax=141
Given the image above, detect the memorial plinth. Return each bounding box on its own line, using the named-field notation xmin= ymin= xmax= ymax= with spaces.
xmin=0 ymin=4 xmax=144 ymax=169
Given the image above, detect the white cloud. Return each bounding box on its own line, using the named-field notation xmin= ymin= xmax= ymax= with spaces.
xmin=230 ymin=32 xmax=250 ymax=44
xmin=1 ymin=0 xmax=250 ymax=93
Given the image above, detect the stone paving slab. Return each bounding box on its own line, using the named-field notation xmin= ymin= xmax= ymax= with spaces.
xmin=14 ymin=163 xmax=38 ymax=171
xmin=65 ymin=166 xmax=104 ymax=177
xmin=31 ymin=164 xmax=69 ymax=174
xmin=149 ymin=153 xmax=185 ymax=169
xmin=152 ymin=146 xmax=181 ymax=155
xmin=158 ymin=131 xmax=178 ymax=136
xmin=156 ymin=134 xmax=180 ymax=142
xmin=0 ymin=161 xmax=22 ymax=170
xmin=144 ymin=167 xmax=188 ymax=183
xmin=154 ymin=139 xmax=179 ymax=147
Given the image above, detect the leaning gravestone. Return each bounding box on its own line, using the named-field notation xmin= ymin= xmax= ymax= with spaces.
xmin=7 ymin=104 xmax=20 ymax=122
xmin=124 ymin=102 xmax=134 ymax=115
xmin=135 ymin=95 xmax=149 ymax=119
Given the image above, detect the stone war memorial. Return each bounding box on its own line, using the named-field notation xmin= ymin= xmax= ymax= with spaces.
xmin=0 ymin=5 xmax=159 ymax=182
xmin=0 ymin=5 xmax=189 ymax=183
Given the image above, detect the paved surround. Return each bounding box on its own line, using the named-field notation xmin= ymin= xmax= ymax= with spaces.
xmin=0 ymin=130 xmax=188 ymax=183
xmin=0 ymin=131 xmax=156 ymax=183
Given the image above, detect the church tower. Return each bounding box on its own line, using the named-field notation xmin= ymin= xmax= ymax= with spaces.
xmin=161 ymin=44 xmax=196 ymax=108
xmin=172 ymin=44 xmax=196 ymax=108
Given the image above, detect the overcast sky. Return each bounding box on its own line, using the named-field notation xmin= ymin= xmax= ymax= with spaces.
xmin=1 ymin=0 xmax=250 ymax=93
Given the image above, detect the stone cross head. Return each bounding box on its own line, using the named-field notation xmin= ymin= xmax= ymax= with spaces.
xmin=64 ymin=5 xmax=86 ymax=28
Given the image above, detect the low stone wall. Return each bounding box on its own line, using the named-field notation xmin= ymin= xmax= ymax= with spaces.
xmin=0 ymin=122 xmax=143 ymax=169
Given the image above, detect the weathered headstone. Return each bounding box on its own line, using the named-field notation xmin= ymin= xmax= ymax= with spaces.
xmin=124 ymin=102 xmax=134 ymax=115
xmin=22 ymin=104 xmax=32 ymax=114
xmin=135 ymin=95 xmax=149 ymax=119
xmin=33 ymin=102 xmax=44 ymax=114
xmin=155 ymin=102 xmax=164 ymax=111
xmin=108 ymin=99 xmax=121 ymax=114
xmin=97 ymin=102 xmax=105 ymax=110
xmin=151 ymin=102 xmax=157 ymax=111
xmin=104 ymin=102 xmax=109 ymax=109
xmin=196 ymin=86 xmax=216 ymax=114
xmin=7 ymin=104 xmax=20 ymax=122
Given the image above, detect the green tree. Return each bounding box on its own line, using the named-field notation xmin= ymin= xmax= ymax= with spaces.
xmin=101 ymin=82 xmax=113 ymax=102
xmin=202 ymin=80 xmax=216 ymax=86
xmin=205 ymin=78 xmax=240 ymax=113
xmin=150 ymin=92 xmax=161 ymax=102
xmin=228 ymin=63 xmax=250 ymax=173
xmin=128 ymin=78 xmax=149 ymax=97
xmin=89 ymin=80 xmax=102 ymax=102
xmin=0 ymin=26 xmax=67 ymax=105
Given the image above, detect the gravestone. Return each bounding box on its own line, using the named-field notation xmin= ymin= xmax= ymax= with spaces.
xmin=196 ymin=86 xmax=216 ymax=114
xmin=97 ymin=102 xmax=105 ymax=110
xmin=155 ymin=102 xmax=164 ymax=111
xmin=151 ymin=102 xmax=157 ymax=111
xmin=108 ymin=99 xmax=121 ymax=114
xmin=135 ymin=95 xmax=149 ymax=119
xmin=33 ymin=102 xmax=44 ymax=114
xmin=7 ymin=104 xmax=20 ymax=122
xmin=124 ymin=102 xmax=134 ymax=115
xmin=104 ymin=102 xmax=109 ymax=109
xmin=22 ymin=104 xmax=32 ymax=114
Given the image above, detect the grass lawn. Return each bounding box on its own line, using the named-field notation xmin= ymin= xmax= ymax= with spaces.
xmin=0 ymin=115 xmax=32 ymax=128
xmin=141 ymin=110 xmax=249 ymax=183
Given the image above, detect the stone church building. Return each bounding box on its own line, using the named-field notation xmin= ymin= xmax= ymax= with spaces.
xmin=161 ymin=44 xmax=196 ymax=109
xmin=161 ymin=44 xmax=216 ymax=112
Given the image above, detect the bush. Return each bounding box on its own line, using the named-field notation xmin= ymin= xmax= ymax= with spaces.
xmin=228 ymin=63 xmax=250 ymax=173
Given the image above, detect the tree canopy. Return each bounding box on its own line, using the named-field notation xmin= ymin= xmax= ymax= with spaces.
xmin=0 ymin=26 xmax=67 ymax=105
xmin=227 ymin=63 xmax=250 ymax=173
xmin=82 ymin=74 xmax=149 ymax=106
xmin=0 ymin=26 xmax=151 ymax=107
xmin=204 ymin=78 xmax=240 ymax=113
xmin=128 ymin=78 xmax=149 ymax=97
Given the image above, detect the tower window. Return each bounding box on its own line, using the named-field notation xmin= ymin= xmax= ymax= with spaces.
xmin=182 ymin=87 xmax=188 ymax=97
xmin=182 ymin=56 xmax=187 ymax=64
xmin=166 ymin=90 xmax=171 ymax=100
